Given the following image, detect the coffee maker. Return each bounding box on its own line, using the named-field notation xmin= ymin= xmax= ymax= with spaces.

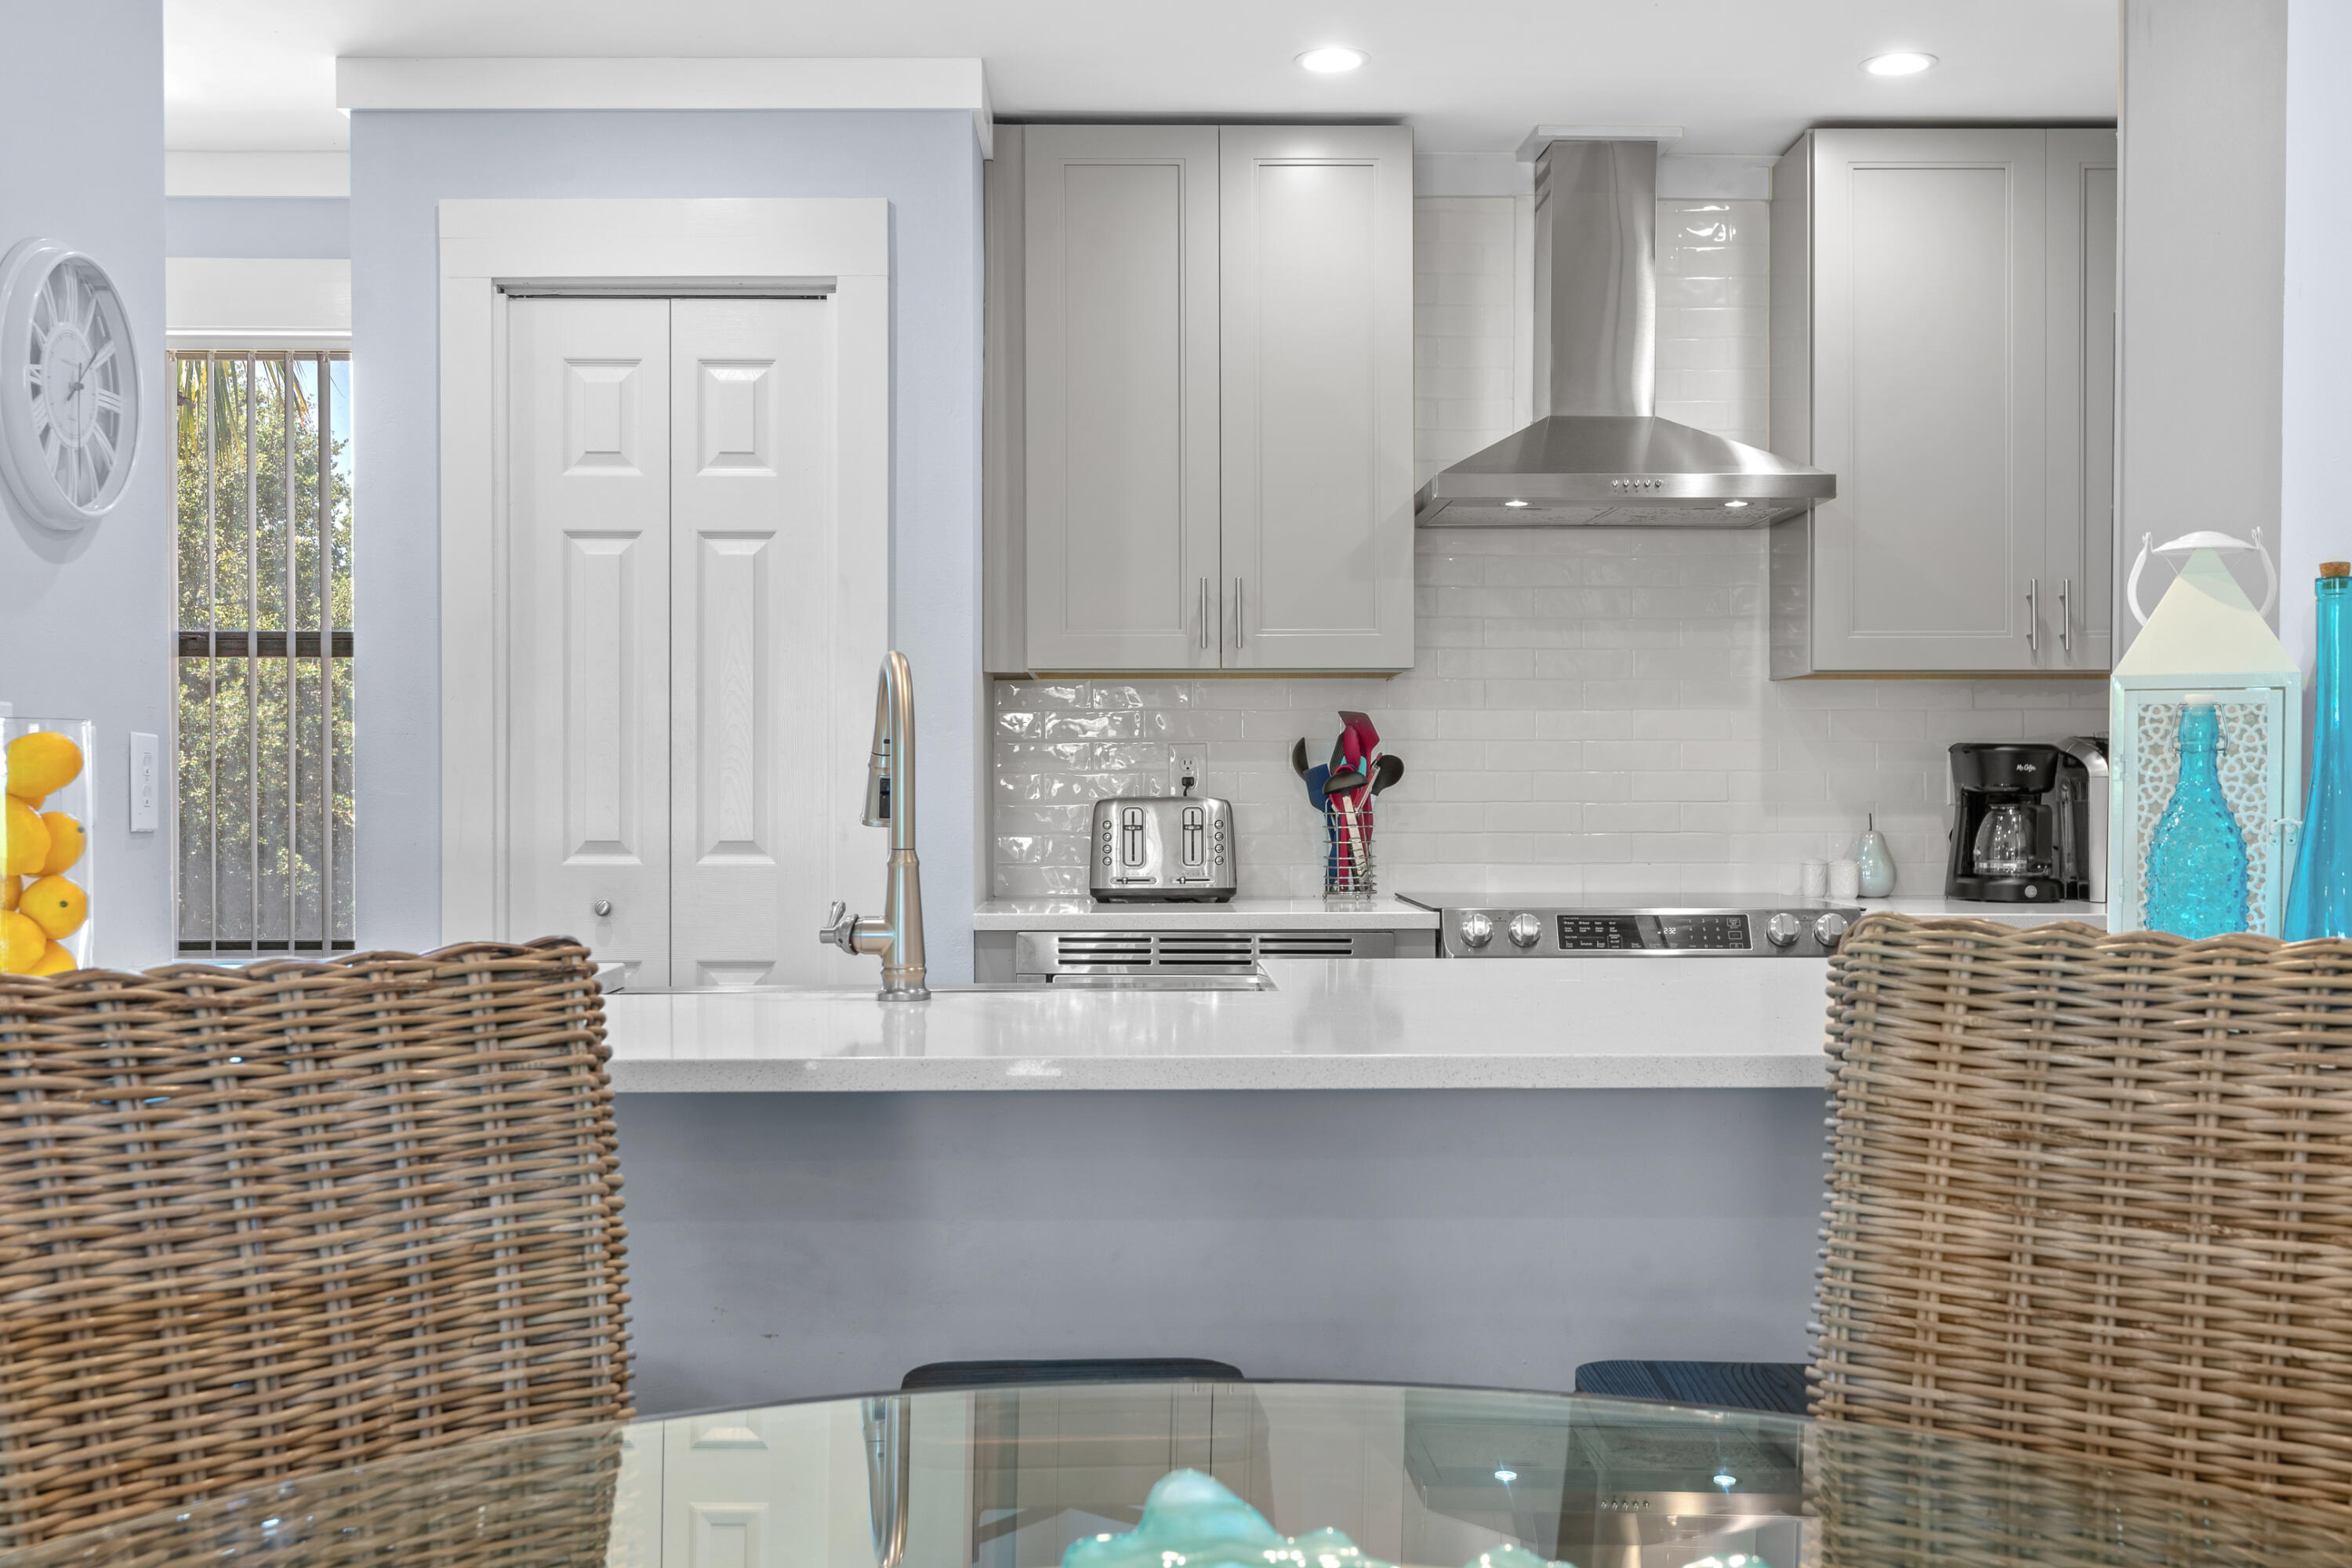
xmin=1946 ymin=740 xmax=2105 ymax=903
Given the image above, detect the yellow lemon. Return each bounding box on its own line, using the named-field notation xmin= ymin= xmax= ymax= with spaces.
xmin=22 ymin=877 xmax=85 ymax=941
xmin=1 ymin=875 xmax=16 ymax=913
xmin=0 ymin=912 xmax=43 ymax=973
xmin=37 ymin=813 xmax=82 ymax=876
xmin=6 ymin=731 xmax=82 ymax=803
xmin=4 ymin=798 xmax=49 ymax=877
xmin=26 ymin=942 xmax=71 ymax=978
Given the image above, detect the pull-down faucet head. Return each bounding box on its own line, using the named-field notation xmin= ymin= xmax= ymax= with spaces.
xmin=822 ymin=652 xmax=927 ymax=1000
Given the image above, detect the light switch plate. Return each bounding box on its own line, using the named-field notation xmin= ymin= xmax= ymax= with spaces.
xmin=129 ymin=731 xmax=159 ymax=833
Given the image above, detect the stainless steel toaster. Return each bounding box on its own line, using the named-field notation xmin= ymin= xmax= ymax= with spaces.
xmin=1089 ymin=790 xmax=1236 ymax=902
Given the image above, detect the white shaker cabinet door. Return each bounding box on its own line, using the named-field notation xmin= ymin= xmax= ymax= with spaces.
xmin=506 ymin=296 xmax=674 ymax=987
xmin=2045 ymin=129 xmax=2118 ymax=672
xmin=1807 ymin=129 xmax=2049 ymax=672
xmin=1217 ymin=125 xmax=1415 ymax=671
xmin=668 ymin=298 xmax=847 ymax=987
xmin=1023 ymin=125 xmax=1223 ymax=670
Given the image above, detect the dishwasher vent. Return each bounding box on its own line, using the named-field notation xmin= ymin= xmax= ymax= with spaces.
xmin=1015 ymin=929 xmax=1396 ymax=978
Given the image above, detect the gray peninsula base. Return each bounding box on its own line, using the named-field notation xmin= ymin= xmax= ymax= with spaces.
xmin=615 ymin=1087 xmax=1822 ymax=1414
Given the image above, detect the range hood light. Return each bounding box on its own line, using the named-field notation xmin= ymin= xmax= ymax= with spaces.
xmin=1297 ymin=46 xmax=1367 ymax=73
xmin=1722 ymin=499 xmax=1749 ymax=509
xmin=1862 ymin=51 xmax=1938 ymax=76
xmin=1503 ymin=499 xmax=1530 ymax=509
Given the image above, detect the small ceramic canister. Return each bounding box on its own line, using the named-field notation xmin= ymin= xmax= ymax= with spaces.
xmin=1800 ymin=860 xmax=1828 ymax=898
xmin=1828 ymin=859 xmax=1861 ymax=901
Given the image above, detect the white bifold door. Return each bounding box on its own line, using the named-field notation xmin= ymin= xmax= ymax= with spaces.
xmin=506 ymin=296 xmax=858 ymax=989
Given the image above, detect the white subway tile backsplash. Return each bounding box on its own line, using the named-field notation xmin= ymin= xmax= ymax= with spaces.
xmin=989 ymin=529 xmax=2107 ymax=899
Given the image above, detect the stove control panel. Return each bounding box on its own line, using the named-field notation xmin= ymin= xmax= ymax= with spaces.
xmin=1440 ymin=906 xmax=1864 ymax=957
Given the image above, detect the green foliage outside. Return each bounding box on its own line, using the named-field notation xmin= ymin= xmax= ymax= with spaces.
xmin=173 ymin=353 xmax=354 ymax=949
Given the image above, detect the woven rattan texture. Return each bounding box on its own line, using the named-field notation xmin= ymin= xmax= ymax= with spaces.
xmin=0 ymin=939 xmax=630 ymax=1548
xmin=1813 ymin=913 xmax=2352 ymax=1508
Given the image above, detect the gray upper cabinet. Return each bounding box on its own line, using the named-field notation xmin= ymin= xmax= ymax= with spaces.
xmin=1769 ymin=128 xmax=2117 ymax=677
xmin=1217 ymin=126 xmax=1416 ymax=671
xmin=1022 ymin=125 xmax=1223 ymax=671
xmin=2045 ymin=129 xmax=2119 ymax=672
xmin=998 ymin=123 xmax=1414 ymax=674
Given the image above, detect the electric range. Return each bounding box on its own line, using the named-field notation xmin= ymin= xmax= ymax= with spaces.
xmin=1398 ymin=891 xmax=1864 ymax=957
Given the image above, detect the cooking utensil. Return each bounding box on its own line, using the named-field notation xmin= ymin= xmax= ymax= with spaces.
xmin=1290 ymin=738 xmax=1311 ymax=779
xmin=1370 ymin=755 xmax=1404 ymax=795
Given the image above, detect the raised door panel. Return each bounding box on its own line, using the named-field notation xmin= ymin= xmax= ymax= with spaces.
xmin=671 ymin=297 xmax=861 ymax=987
xmin=506 ymin=296 xmax=672 ymax=986
xmin=2046 ymin=129 xmax=2118 ymax=671
xmin=1809 ymin=129 xmax=2047 ymax=672
xmin=1024 ymin=125 xmax=1221 ymax=670
xmin=1218 ymin=125 xmax=1414 ymax=671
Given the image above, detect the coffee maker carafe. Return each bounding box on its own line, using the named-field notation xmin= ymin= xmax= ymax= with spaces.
xmin=1947 ymin=742 xmax=2097 ymax=903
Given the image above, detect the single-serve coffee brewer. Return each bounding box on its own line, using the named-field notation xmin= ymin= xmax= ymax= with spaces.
xmin=1946 ymin=739 xmax=2108 ymax=903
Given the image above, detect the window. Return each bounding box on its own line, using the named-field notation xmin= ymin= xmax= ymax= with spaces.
xmin=171 ymin=350 xmax=353 ymax=954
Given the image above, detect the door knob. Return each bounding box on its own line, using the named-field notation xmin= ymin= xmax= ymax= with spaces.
xmin=592 ymin=899 xmax=613 ymax=918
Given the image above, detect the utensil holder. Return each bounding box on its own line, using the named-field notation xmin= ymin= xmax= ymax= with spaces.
xmin=1323 ymin=805 xmax=1376 ymax=906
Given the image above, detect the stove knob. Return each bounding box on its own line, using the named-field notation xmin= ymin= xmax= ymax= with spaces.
xmin=1507 ymin=913 xmax=1544 ymax=949
xmin=1765 ymin=911 xmax=1802 ymax=949
xmin=1813 ymin=911 xmax=1850 ymax=948
xmin=1458 ymin=911 xmax=1495 ymax=949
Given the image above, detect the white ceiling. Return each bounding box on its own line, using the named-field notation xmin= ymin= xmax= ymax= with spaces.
xmin=165 ymin=0 xmax=2118 ymax=159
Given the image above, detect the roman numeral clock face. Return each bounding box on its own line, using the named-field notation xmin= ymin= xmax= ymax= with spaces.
xmin=0 ymin=240 xmax=140 ymax=533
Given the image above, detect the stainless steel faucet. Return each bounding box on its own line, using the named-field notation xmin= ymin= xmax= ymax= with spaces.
xmin=820 ymin=651 xmax=929 ymax=1000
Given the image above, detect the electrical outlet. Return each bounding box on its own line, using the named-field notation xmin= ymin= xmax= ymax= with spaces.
xmin=1171 ymin=751 xmax=1203 ymax=794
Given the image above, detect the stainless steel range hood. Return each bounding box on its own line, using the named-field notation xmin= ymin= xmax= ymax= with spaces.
xmin=1415 ymin=140 xmax=1834 ymax=528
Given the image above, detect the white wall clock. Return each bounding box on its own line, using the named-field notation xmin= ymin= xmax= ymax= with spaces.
xmin=0 ymin=239 xmax=141 ymax=532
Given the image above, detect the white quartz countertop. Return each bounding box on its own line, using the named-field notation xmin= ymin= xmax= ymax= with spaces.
xmin=602 ymin=956 xmax=1838 ymax=1093
xmin=974 ymin=896 xmax=1439 ymax=931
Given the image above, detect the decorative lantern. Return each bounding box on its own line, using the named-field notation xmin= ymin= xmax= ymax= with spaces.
xmin=2109 ymin=532 xmax=2303 ymax=935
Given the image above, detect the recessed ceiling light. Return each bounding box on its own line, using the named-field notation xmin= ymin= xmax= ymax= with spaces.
xmin=1862 ymin=50 xmax=1938 ymax=76
xmin=1297 ymin=46 xmax=1367 ymax=74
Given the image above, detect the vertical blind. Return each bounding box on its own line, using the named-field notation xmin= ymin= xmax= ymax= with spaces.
xmin=171 ymin=350 xmax=354 ymax=953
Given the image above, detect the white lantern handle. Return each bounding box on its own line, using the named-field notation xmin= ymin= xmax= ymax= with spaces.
xmin=2125 ymin=528 xmax=2278 ymax=626
xmin=2125 ymin=534 xmax=2153 ymax=626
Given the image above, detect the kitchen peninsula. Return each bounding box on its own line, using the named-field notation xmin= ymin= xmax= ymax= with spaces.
xmin=606 ymin=906 xmax=2096 ymax=1418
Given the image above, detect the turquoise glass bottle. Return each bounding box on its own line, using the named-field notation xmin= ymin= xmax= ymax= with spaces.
xmin=2285 ymin=562 xmax=2352 ymax=939
xmin=2144 ymin=698 xmax=2249 ymax=939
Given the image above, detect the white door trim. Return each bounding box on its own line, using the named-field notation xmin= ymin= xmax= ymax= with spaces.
xmin=438 ymin=197 xmax=890 ymax=947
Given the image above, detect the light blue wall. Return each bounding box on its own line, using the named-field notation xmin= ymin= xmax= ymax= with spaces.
xmin=0 ymin=0 xmax=172 ymax=967
xmin=617 ymin=1087 xmax=1824 ymax=1411
xmin=349 ymin=110 xmax=985 ymax=975
xmin=166 ymin=198 xmax=350 ymax=260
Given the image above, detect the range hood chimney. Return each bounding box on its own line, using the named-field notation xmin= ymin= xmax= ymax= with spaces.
xmin=1414 ymin=140 xmax=1835 ymax=528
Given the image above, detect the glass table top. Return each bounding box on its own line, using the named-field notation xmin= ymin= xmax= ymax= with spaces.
xmin=4 ymin=1381 xmax=2347 ymax=1568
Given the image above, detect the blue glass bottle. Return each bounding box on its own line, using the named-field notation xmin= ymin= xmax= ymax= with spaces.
xmin=2285 ymin=563 xmax=2352 ymax=938
xmin=2144 ymin=699 xmax=2249 ymax=939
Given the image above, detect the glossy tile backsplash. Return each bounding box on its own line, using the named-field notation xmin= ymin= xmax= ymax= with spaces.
xmin=992 ymin=527 xmax=2107 ymax=899
xmin=986 ymin=191 xmax=2107 ymax=902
